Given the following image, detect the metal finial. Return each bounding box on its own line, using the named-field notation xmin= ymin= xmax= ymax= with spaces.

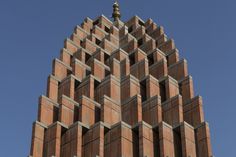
xmin=112 ymin=1 xmax=121 ymax=21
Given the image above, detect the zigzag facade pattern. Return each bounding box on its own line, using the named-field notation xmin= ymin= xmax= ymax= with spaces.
xmin=29 ymin=15 xmax=213 ymax=157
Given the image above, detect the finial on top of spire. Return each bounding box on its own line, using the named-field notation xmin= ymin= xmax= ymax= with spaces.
xmin=112 ymin=1 xmax=121 ymax=21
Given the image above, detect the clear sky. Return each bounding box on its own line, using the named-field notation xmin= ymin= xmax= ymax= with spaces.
xmin=0 ymin=0 xmax=235 ymax=156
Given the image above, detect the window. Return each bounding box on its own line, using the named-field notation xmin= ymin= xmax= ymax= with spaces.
xmin=104 ymin=53 xmax=109 ymax=61
xmin=160 ymin=81 xmax=166 ymax=102
xmin=93 ymin=19 xmax=99 ymax=26
xmin=94 ymin=79 xmax=100 ymax=89
xmin=140 ymin=80 xmax=147 ymax=102
xmin=104 ymin=53 xmax=110 ymax=66
xmin=86 ymin=69 xmax=91 ymax=76
xmin=67 ymin=69 xmax=72 ymax=75
xmin=95 ymin=106 xmax=101 ymax=122
xmin=70 ymin=55 xmax=73 ymax=67
xmin=105 ymin=26 xmax=110 ymax=33
xmin=85 ymin=53 xmax=91 ymax=63
xmin=105 ymin=69 xmax=110 ymax=77
xmin=129 ymin=53 xmax=135 ymax=66
xmin=95 ymin=38 xmax=101 ymax=46
xmin=174 ymin=128 xmax=183 ymax=157
xmin=128 ymin=26 xmax=133 ymax=33
xmin=74 ymin=79 xmax=81 ymax=89
xmin=147 ymin=54 xmax=154 ymax=66
xmin=80 ymin=40 xmax=83 ymax=46
xmin=138 ymin=20 xmax=145 ymax=26
xmin=166 ymin=55 xmax=170 ymax=66
xmin=138 ymin=38 xmax=143 ymax=47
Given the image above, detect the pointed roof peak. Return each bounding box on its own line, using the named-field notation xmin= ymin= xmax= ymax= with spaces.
xmin=112 ymin=1 xmax=121 ymax=22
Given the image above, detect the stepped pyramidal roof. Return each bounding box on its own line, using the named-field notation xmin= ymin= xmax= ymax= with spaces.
xmin=29 ymin=2 xmax=213 ymax=157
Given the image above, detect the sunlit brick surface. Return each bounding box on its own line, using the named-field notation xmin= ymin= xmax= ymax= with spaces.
xmin=29 ymin=15 xmax=213 ymax=157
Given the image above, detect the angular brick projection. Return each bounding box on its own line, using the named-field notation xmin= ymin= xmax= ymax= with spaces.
xmin=29 ymin=10 xmax=213 ymax=157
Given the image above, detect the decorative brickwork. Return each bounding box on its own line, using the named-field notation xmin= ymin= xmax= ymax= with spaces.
xmin=29 ymin=14 xmax=213 ymax=157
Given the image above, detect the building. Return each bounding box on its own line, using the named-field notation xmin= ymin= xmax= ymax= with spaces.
xmin=29 ymin=2 xmax=213 ymax=157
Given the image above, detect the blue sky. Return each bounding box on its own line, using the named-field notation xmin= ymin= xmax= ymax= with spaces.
xmin=0 ymin=0 xmax=235 ymax=156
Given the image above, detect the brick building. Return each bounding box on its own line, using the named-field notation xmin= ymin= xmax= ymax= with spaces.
xmin=29 ymin=2 xmax=213 ymax=157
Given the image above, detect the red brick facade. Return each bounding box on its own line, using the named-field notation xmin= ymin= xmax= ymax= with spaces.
xmin=29 ymin=15 xmax=213 ymax=157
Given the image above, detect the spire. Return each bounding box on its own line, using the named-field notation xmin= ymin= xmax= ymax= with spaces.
xmin=112 ymin=1 xmax=121 ymax=21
